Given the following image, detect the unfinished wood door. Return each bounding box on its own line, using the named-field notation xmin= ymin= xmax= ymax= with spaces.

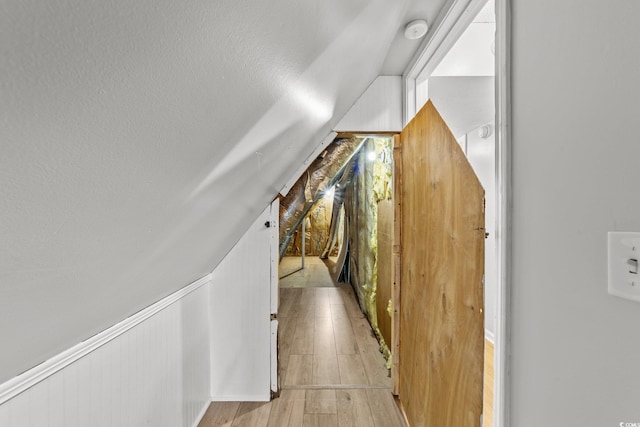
xmin=398 ymin=101 xmax=485 ymax=427
xmin=376 ymin=200 xmax=393 ymax=349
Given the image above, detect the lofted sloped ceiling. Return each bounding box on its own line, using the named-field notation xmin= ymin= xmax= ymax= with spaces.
xmin=0 ymin=0 xmax=448 ymax=382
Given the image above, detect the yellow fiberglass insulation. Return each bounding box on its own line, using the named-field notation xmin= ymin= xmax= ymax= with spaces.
xmin=343 ymin=137 xmax=393 ymax=366
xmin=285 ymin=195 xmax=335 ymax=257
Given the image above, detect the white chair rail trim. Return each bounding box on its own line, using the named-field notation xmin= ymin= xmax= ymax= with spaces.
xmin=0 ymin=273 xmax=212 ymax=405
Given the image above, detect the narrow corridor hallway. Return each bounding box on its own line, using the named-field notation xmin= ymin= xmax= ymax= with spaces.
xmin=198 ymin=257 xmax=406 ymax=427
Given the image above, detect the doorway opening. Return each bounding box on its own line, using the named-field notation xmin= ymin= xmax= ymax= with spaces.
xmin=278 ymin=135 xmax=396 ymax=363
xmin=276 ymin=135 xmax=406 ymax=425
xmin=273 ymin=1 xmax=507 ymax=425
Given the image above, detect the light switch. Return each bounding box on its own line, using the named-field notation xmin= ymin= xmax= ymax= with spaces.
xmin=608 ymin=232 xmax=640 ymax=302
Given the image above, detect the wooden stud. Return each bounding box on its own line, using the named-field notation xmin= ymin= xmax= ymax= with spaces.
xmin=391 ymin=133 xmax=402 ymax=396
xmin=375 ymin=199 xmax=394 ymax=349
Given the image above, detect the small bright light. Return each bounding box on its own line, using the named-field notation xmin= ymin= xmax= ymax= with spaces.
xmin=366 ymin=151 xmax=377 ymax=162
xmin=323 ymin=187 xmax=335 ymax=199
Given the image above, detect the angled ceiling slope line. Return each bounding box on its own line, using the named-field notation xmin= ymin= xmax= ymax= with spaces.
xmin=0 ymin=0 xmax=417 ymax=384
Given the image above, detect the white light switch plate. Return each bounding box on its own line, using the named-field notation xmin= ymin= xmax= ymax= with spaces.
xmin=608 ymin=232 xmax=640 ymax=302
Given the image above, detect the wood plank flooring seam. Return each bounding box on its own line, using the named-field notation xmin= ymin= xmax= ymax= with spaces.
xmin=281 ymin=384 xmax=391 ymax=390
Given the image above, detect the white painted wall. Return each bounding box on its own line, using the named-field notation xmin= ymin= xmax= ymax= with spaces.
xmin=428 ymin=76 xmax=495 ymax=138
xmin=431 ymin=22 xmax=495 ymax=77
xmin=0 ymin=282 xmax=211 ymax=427
xmin=0 ymin=0 xmax=422 ymax=384
xmin=210 ymin=205 xmax=273 ymax=401
xmin=334 ymin=76 xmax=403 ymax=133
xmin=0 ymin=200 xmax=280 ymax=424
xmin=465 ymin=124 xmax=496 ymax=339
xmin=511 ymin=0 xmax=640 ymax=424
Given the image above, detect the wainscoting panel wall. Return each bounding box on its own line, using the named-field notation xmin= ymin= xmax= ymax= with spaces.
xmin=0 ymin=281 xmax=211 ymax=427
xmin=209 ymin=205 xmax=273 ymax=401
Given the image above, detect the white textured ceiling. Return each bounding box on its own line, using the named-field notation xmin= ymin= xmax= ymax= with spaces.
xmin=380 ymin=0 xmax=450 ymax=75
xmin=0 ymin=0 xmax=448 ymax=382
xmin=432 ymin=0 xmax=495 ymax=76
xmin=428 ymin=0 xmax=495 ymax=137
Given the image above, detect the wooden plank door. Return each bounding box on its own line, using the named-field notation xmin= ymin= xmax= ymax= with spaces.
xmin=397 ymin=101 xmax=485 ymax=427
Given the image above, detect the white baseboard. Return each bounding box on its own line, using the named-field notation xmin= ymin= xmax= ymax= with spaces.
xmin=0 ymin=273 xmax=212 ymax=406
xmin=192 ymin=401 xmax=211 ymax=427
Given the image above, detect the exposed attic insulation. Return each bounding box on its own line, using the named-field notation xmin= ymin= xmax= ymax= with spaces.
xmin=278 ymin=136 xmax=393 ymax=365
xmin=342 ymin=137 xmax=394 ymax=365
xmin=284 ymin=196 xmax=337 ymax=257
xmin=320 ymin=161 xmax=355 ymax=259
xmin=279 ymin=137 xmax=364 ymax=259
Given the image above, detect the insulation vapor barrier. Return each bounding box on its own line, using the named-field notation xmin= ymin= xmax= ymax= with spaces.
xmin=279 ymin=137 xmax=364 ymax=260
xmin=342 ymin=137 xmax=393 ymax=364
xmin=278 ymin=136 xmax=394 ymax=368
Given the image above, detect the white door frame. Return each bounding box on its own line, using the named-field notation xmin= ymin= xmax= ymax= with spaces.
xmin=269 ymin=198 xmax=280 ymax=395
xmin=401 ymin=0 xmax=511 ymax=425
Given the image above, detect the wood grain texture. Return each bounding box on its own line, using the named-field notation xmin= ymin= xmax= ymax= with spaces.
xmin=483 ymin=338 xmax=494 ymax=427
xmin=338 ymin=355 xmax=368 ymax=385
xmin=332 ymin=312 xmax=359 ymax=355
xmin=391 ymin=134 xmax=402 ymax=395
xmin=200 ymin=388 xmax=407 ymax=427
xmin=398 ymin=101 xmax=485 ymax=427
xmin=367 ymin=389 xmax=406 ymax=427
xmin=200 ymin=402 xmax=240 ymax=427
xmin=312 ymin=354 xmax=340 ymax=385
xmin=302 ymin=414 xmax=339 ymax=427
xmin=348 ymin=316 xmax=390 ymax=387
xmin=304 ymin=389 xmax=337 ymax=414
xmin=200 ymin=258 xmax=407 ymax=427
xmin=376 ymin=200 xmax=394 ymax=348
xmin=336 ymin=389 xmax=375 ymax=427
xmin=266 ymin=390 xmax=305 ymax=427
xmin=283 ymin=355 xmax=313 ymax=386
xmin=231 ymin=402 xmax=272 ymax=427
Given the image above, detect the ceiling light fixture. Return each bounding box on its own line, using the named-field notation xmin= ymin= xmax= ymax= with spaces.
xmin=404 ymin=19 xmax=429 ymax=40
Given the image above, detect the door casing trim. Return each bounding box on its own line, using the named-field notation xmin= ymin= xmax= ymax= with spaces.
xmin=401 ymin=0 xmax=512 ymax=425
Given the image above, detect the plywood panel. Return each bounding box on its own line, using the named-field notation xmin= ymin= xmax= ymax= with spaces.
xmin=483 ymin=338 xmax=494 ymax=427
xmin=399 ymin=101 xmax=485 ymax=427
xmin=391 ymin=134 xmax=402 ymax=396
xmin=376 ymin=200 xmax=394 ymax=350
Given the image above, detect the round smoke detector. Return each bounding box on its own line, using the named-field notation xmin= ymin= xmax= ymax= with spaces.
xmin=404 ymin=19 xmax=429 ymax=40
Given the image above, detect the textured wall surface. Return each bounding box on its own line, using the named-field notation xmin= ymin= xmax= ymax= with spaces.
xmin=0 ymin=0 xmax=431 ymax=383
xmin=511 ymin=0 xmax=640 ymax=424
xmin=0 ymin=284 xmax=211 ymax=427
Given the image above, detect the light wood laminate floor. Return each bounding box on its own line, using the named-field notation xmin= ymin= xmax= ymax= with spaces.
xmin=199 ymin=258 xmax=406 ymax=427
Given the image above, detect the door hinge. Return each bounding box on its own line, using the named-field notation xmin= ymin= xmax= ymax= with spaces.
xmin=270 ymin=313 xmax=277 ymax=321
xmin=265 ymin=220 xmax=275 ymax=228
